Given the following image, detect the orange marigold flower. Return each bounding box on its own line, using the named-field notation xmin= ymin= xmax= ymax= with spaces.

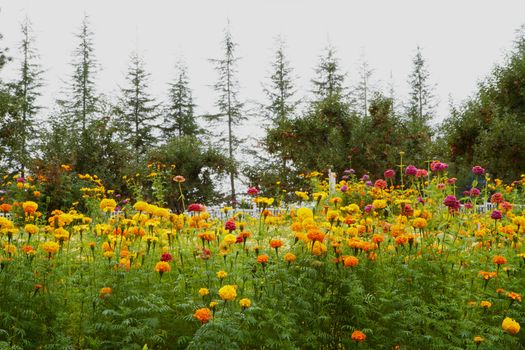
xmin=307 ymin=229 xmax=325 ymax=242
xmin=372 ymin=235 xmax=384 ymax=244
xmin=155 ymin=261 xmax=171 ymax=273
xmin=269 ymin=239 xmax=283 ymax=249
xmin=0 ymin=203 xmax=12 ymax=213
xmin=351 ymin=330 xmax=366 ymax=342
xmin=507 ymin=292 xmax=522 ymax=302
xmin=492 ymin=255 xmax=507 ymax=265
xmin=284 ymin=252 xmax=296 ymax=263
xmin=22 ymin=201 xmax=38 ymax=214
xmin=343 ymin=256 xmax=359 ymax=268
xmin=194 ymin=308 xmax=212 ymax=324
xmin=257 ymin=254 xmax=269 ymax=264
xmin=99 ymin=287 xmax=112 ymax=299
xmin=478 ymin=271 xmax=497 ymax=280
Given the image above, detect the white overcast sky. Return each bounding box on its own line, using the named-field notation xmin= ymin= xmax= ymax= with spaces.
xmin=1 ymin=0 xmax=525 ymax=133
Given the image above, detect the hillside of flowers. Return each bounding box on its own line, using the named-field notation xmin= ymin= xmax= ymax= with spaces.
xmin=0 ymin=160 xmax=524 ymax=350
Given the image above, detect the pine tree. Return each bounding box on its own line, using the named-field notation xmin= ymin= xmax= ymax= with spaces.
xmin=264 ymin=38 xmax=298 ymax=124
xmin=355 ymin=50 xmax=373 ymax=118
xmin=163 ymin=62 xmax=199 ymax=138
xmin=311 ymin=45 xmax=346 ymax=101
xmin=261 ymin=38 xmax=299 ymax=185
xmin=12 ymin=17 xmax=43 ymax=177
xmin=404 ymin=46 xmax=435 ymax=164
xmin=406 ymin=46 xmax=435 ymax=124
xmin=117 ymin=51 xmax=159 ymax=163
xmin=209 ymin=27 xmax=245 ymax=205
xmin=58 ymin=14 xmax=98 ymax=135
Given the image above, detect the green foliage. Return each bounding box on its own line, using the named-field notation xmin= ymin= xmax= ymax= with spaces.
xmin=443 ymin=29 xmax=525 ymax=181
xmin=148 ymin=136 xmax=231 ymax=208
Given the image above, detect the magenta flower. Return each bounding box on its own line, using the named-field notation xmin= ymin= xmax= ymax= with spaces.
xmin=340 ymin=185 xmax=348 ymax=193
xmin=470 ymin=188 xmax=480 ymax=197
xmin=491 ymin=210 xmax=502 ymax=220
xmin=405 ymin=165 xmax=417 ymax=176
xmin=247 ymin=187 xmax=259 ymax=196
xmin=472 ymin=165 xmax=485 ymax=175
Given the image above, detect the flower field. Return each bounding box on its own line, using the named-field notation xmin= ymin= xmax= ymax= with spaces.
xmin=0 ymin=162 xmax=524 ymax=350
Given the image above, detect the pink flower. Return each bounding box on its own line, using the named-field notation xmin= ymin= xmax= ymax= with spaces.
xmin=491 ymin=193 xmax=504 ymax=204
xmin=444 ymin=195 xmax=460 ymax=212
xmin=188 ymin=203 xmax=205 ymax=212
xmin=374 ymin=179 xmax=387 ymax=189
xmin=430 ymin=161 xmax=448 ymax=172
xmin=470 ymin=188 xmax=480 ymax=197
xmin=447 ymin=178 xmax=457 ymax=184
xmin=384 ymin=169 xmax=396 ymax=179
xmin=472 ymin=165 xmax=485 ymax=175
xmin=416 ymin=169 xmax=428 ymax=178
xmin=340 ymin=185 xmax=348 ymax=193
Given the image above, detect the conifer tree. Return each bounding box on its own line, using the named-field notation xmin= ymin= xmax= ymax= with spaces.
xmin=355 ymin=50 xmax=373 ymax=118
xmin=163 ymin=63 xmax=199 ymax=138
xmin=58 ymin=14 xmax=98 ymax=135
xmin=209 ymin=27 xmax=244 ymax=205
xmin=117 ymin=52 xmax=159 ymax=163
xmin=311 ymin=45 xmax=346 ymax=101
xmin=12 ymin=18 xmax=43 ymax=177
xmin=261 ymin=38 xmax=298 ymax=183
xmin=404 ymin=46 xmax=435 ymax=164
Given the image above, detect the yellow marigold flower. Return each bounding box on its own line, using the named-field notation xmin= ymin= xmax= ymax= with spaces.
xmin=239 ymin=298 xmax=251 ymax=309
xmin=502 ymin=317 xmax=520 ymax=335
xmin=512 ymin=216 xmax=525 ymax=227
xmin=42 ymin=241 xmax=60 ymax=255
xmin=22 ymin=201 xmax=38 ymax=214
xmin=199 ymin=288 xmax=210 ymax=296
xmin=209 ymin=301 xmax=218 ymax=308
xmin=194 ymin=307 xmax=212 ymax=324
xmin=24 ymin=224 xmax=39 ymax=235
xmin=473 ymin=336 xmax=484 ymax=345
xmin=295 ymin=191 xmax=309 ymax=201
xmin=372 ymin=199 xmax=387 ymax=210
xmin=296 ymin=207 xmax=313 ymax=221
xmin=100 ymin=198 xmax=117 ymax=213
xmin=133 ymin=201 xmax=149 ymax=212
xmin=412 ymin=218 xmax=427 ymax=229
xmin=480 ymin=300 xmax=492 ymax=309
xmin=3 ymin=244 xmax=16 ymax=255
xmin=218 ymin=285 xmax=237 ymax=301
xmin=311 ymin=241 xmax=327 ymax=256
xmin=216 ymin=270 xmax=228 ymax=279
xmin=223 ymin=234 xmax=237 ymax=245
xmin=99 ymin=287 xmax=112 ymax=299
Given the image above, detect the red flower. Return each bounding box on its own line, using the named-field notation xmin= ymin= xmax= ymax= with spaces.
xmin=225 ymin=220 xmax=236 ymax=232
xmin=161 ymin=253 xmax=173 ymax=262
xmin=247 ymin=187 xmax=259 ymax=196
